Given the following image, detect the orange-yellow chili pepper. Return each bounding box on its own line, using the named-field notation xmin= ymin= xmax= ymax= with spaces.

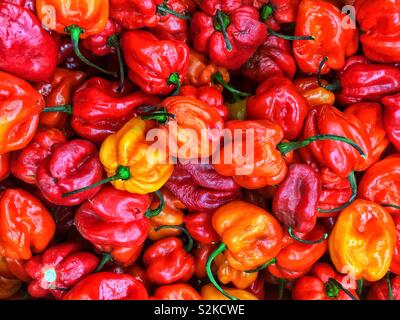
xmin=201 ymin=284 xmax=258 ymax=300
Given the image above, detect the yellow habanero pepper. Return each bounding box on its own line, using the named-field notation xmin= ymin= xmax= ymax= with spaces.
xmin=201 ymin=284 xmax=258 ymax=300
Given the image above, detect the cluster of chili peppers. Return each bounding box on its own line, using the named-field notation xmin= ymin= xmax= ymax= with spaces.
xmin=0 ymin=0 xmax=400 ymax=301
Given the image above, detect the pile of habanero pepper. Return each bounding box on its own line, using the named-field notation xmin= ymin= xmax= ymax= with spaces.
xmin=1 ymin=0 xmax=400 ymax=301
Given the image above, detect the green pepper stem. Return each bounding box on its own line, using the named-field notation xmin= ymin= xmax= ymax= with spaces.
xmin=357 ymin=278 xmax=364 ymax=296
xmin=95 ymin=253 xmax=112 ymax=273
xmin=155 ymin=225 xmax=194 ymax=252
xmin=107 ymin=34 xmax=125 ymax=92
xmin=42 ymin=104 xmax=73 ymax=115
xmin=260 ymin=4 xmax=273 ymax=21
xmin=318 ymin=171 xmax=357 ymax=213
xmin=157 ymin=0 xmax=191 ymax=20
xmin=277 ymin=134 xmax=366 ymax=158
xmin=66 ymin=25 xmax=117 ymax=78
xmin=62 ymin=166 xmax=131 ymax=198
xmin=212 ymin=72 xmax=250 ymax=97
xmin=206 ymin=243 xmax=238 ymax=300
xmin=327 ymin=278 xmax=358 ymax=300
xmin=214 ymin=10 xmax=232 ymax=52
xmin=141 ymin=108 xmax=176 ymax=124
xmin=244 ymin=258 xmax=276 ymax=273
xmin=144 ymin=190 xmax=165 ymax=218
xmin=387 ymin=272 xmax=394 ymax=300
xmin=317 ymin=57 xmax=340 ymax=92
xmin=278 ymin=278 xmax=286 ymax=300
xmin=268 ymin=28 xmax=314 ymax=41
xmin=382 ymin=204 xmax=400 ymax=210
xmin=288 ymin=226 xmax=328 ymax=245
xmin=167 ymin=72 xmax=181 ymax=96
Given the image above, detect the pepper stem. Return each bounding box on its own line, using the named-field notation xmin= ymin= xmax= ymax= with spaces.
xmin=317 ymin=57 xmax=340 ymax=92
xmin=268 ymin=28 xmax=314 ymax=41
xmin=141 ymin=108 xmax=176 ymax=124
xmin=144 ymin=190 xmax=165 ymax=218
xmin=327 ymin=278 xmax=358 ymax=300
xmin=212 ymin=72 xmax=250 ymax=97
xmin=62 ymin=166 xmax=131 ymax=198
xmin=382 ymin=204 xmax=400 ymax=210
xmin=156 ymin=0 xmax=191 ymax=20
xmin=206 ymin=243 xmax=238 ymax=300
xmin=278 ymin=278 xmax=286 ymax=300
xmin=107 ymin=34 xmax=125 ymax=92
xmin=155 ymin=225 xmax=194 ymax=252
xmin=277 ymin=134 xmax=366 ymax=158
xmin=167 ymin=72 xmax=181 ymax=96
xmin=213 ymin=10 xmax=232 ymax=51
xmin=357 ymin=278 xmax=364 ymax=296
xmin=42 ymin=104 xmax=73 ymax=115
xmin=387 ymin=272 xmax=394 ymax=300
xmin=244 ymin=258 xmax=276 ymax=273
xmin=318 ymin=171 xmax=357 ymax=213
xmin=65 ymin=25 xmax=117 ymax=78
xmin=288 ymin=226 xmax=328 ymax=244
xmin=260 ymin=4 xmax=274 ymax=21
xmin=95 ymin=253 xmax=112 ymax=273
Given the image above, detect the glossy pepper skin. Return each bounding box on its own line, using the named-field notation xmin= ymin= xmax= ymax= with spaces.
xmin=292 ymin=263 xmax=358 ymax=300
xmin=165 ymin=162 xmax=240 ymax=212
xmin=184 ymin=212 xmax=220 ymax=244
xmin=143 ymin=237 xmax=195 ymax=285
xmin=0 ymin=189 xmax=55 ymax=260
xmin=329 ymin=200 xmax=396 ymax=282
xmin=368 ymin=276 xmax=400 ymax=300
xmin=201 ymin=283 xmax=258 ymax=300
xmin=356 ymin=0 xmax=400 ymax=63
xmin=121 ymin=30 xmax=189 ymax=95
xmin=25 ymin=243 xmax=99 ymax=299
xmin=71 ymin=77 xmax=160 ymax=143
xmin=359 ymin=155 xmax=400 ymax=215
xmin=0 ymin=256 xmax=29 ymax=282
xmin=391 ymin=216 xmax=400 ymax=275
xmin=36 ymin=0 xmax=109 ymax=38
xmin=272 ymin=164 xmax=321 ymax=234
xmin=99 ymin=117 xmax=174 ymax=194
xmin=75 ymin=185 xmax=150 ymax=266
xmin=212 ymin=201 xmax=282 ymax=271
xmin=262 ymin=0 xmax=300 ymax=28
xmin=191 ymin=0 xmax=267 ymax=70
xmin=213 ymin=120 xmax=287 ymax=189
xmin=246 ymin=77 xmax=309 ymax=140
xmin=0 ymin=2 xmax=57 ymax=82
xmin=382 ymin=93 xmax=400 ymax=152
xmin=36 ymin=139 xmax=104 ymax=206
xmin=0 ymin=71 xmax=45 ymax=155
xmin=302 ymin=105 xmax=371 ymax=178
xmin=293 ymin=0 xmax=358 ymax=74
xmin=294 ymin=77 xmax=335 ymax=107
xmin=63 ymin=272 xmax=149 ymax=300
xmin=162 ymin=96 xmax=224 ymax=159
xmin=0 ymin=154 xmax=10 ymax=182
xmin=11 ymin=128 xmax=67 ymax=184
xmin=152 ymin=284 xmax=201 ymax=300
xmin=35 ymin=68 xmax=86 ymax=129
xmin=241 ymin=35 xmax=296 ymax=82
xmin=336 ymin=62 xmax=400 ymax=106
xmin=194 ymin=243 xmax=216 ymax=279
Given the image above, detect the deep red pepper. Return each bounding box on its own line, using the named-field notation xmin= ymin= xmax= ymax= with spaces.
xmin=367 ymin=276 xmax=400 ymax=300
xmin=36 ymin=139 xmax=104 ymax=206
xmin=143 ymin=237 xmax=195 ymax=285
xmin=246 ymin=77 xmax=309 ymax=140
xmin=152 ymin=284 xmax=201 ymax=300
xmin=391 ymin=216 xmax=400 ymax=276
xmin=247 ymin=274 xmax=265 ymax=300
xmin=25 ymin=242 xmax=99 ymax=299
xmin=382 ymin=93 xmax=400 ymax=152
xmin=194 ymin=243 xmax=216 ymax=279
xmin=0 ymin=154 xmax=10 ymax=182
xmin=0 ymin=2 xmax=58 ymax=82
xmin=11 ymin=128 xmax=67 ymax=185
xmin=261 ymin=0 xmax=300 ymax=27
xmin=184 ymin=212 xmax=220 ymax=245
xmin=71 ymin=77 xmax=160 ymax=143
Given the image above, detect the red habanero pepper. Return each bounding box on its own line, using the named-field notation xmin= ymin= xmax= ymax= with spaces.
xmin=180 ymin=85 xmax=229 ymax=121
xmin=143 ymin=237 xmax=195 ymax=285
xmin=246 ymin=77 xmax=309 ymax=140
xmin=0 ymin=71 xmax=45 ymax=155
xmin=241 ymin=35 xmax=297 ymax=82
xmin=164 ymin=162 xmax=240 ymax=212
xmin=184 ymin=212 xmax=220 ymax=245
xmin=0 ymin=2 xmax=57 ymax=82
xmin=367 ymin=275 xmax=400 ymax=300
xmin=293 ymin=77 xmax=336 ymax=107
xmin=63 ymin=272 xmax=149 ymax=300
xmin=247 ymin=275 xmax=265 ymax=300
xmin=0 ymin=189 xmax=55 ymax=260
xmin=258 ymin=0 xmax=300 ymax=30
xmin=382 ymin=93 xmax=400 ymax=152
xmin=36 ymin=139 xmax=104 ymax=206
xmin=391 ymin=216 xmax=400 ymax=275
xmin=152 ymin=284 xmax=202 ymax=300
xmin=25 ymin=243 xmax=99 ymax=299
xmin=194 ymin=243 xmax=216 ymax=279
xmin=6 ymin=0 xmax=35 ymax=11
xmin=293 ymin=0 xmax=358 ymax=75
xmin=191 ymin=0 xmax=267 ymax=70
xmin=75 ymin=185 xmax=152 ymax=267
xmin=0 ymin=154 xmax=10 ymax=182
xmin=11 ymin=128 xmax=67 ymax=184
xmin=71 ymin=77 xmax=160 ymax=143
xmin=292 ymin=263 xmax=359 ymax=300
xmin=121 ymin=30 xmax=189 ymax=96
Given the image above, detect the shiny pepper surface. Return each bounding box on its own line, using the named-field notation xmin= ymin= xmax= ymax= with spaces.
xmin=152 ymin=284 xmax=201 ymax=300
xmin=382 ymin=93 xmax=400 ymax=152
xmin=201 ymin=283 xmax=258 ymax=300
xmin=329 ymin=200 xmax=396 ymax=281
xmin=184 ymin=212 xmax=219 ymax=244
xmin=391 ymin=216 xmax=400 ymax=275
xmin=294 ymin=77 xmax=335 ymax=107
xmin=367 ymin=276 xmax=400 ymax=300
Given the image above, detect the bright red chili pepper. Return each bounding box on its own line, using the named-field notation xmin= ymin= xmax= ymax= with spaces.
xmin=391 ymin=216 xmax=400 ymax=276
xmin=152 ymin=284 xmax=201 ymax=300
xmin=382 ymin=93 xmax=400 ymax=152
xmin=194 ymin=243 xmax=216 ymax=279
xmin=367 ymin=276 xmax=400 ymax=300
xmin=184 ymin=212 xmax=220 ymax=245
